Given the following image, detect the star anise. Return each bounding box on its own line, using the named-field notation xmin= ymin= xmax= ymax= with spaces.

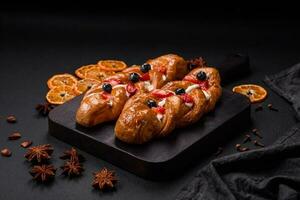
xmin=61 ymin=160 xmax=84 ymax=176
xmin=187 ymin=57 xmax=207 ymax=70
xmin=92 ymin=168 xmax=117 ymax=190
xmin=25 ymin=144 xmax=53 ymax=163
xmin=60 ymin=147 xmax=85 ymax=162
xmin=35 ymin=102 xmax=55 ymax=116
xmin=30 ymin=164 xmax=56 ymax=182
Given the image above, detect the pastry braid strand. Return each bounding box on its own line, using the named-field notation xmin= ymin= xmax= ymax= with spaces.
xmin=115 ymin=66 xmax=222 ymax=144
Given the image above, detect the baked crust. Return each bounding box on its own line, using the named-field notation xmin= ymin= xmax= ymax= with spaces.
xmin=76 ymin=54 xmax=188 ymax=127
xmin=115 ymin=67 xmax=222 ymax=144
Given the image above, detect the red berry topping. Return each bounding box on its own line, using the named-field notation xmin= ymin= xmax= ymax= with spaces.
xmin=183 ymin=75 xmax=209 ymax=90
xmin=101 ymin=92 xmax=111 ymax=100
xmin=180 ymin=93 xmax=193 ymax=103
xmin=126 ymin=83 xmax=137 ymax=96
xmin=198 ymin=81 xmax=209 ymax=90
xmin=183 ymin=75 xmax=199 ymax=84
xmin=151 ymin=89 xmax=174 ymax=98
xmin=140 ymin=73 xmax=150 ymax=81
xmin=153 ymin=107 xmax=165 ymax=114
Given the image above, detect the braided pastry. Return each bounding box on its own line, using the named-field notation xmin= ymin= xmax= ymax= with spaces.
xmin=115 ymin=67 xmax=222 ymax=144
xmin=76 ymin=54 xmax=188 ymax=127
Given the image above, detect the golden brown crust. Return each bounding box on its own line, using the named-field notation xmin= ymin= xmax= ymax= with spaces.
xmin=115 ymin=102 xmax=161 ymax=144
xmin=148 ymin=54 xmax=188 ymax=88
xmin=161 ymin=81 xmax=207 ymax=127
xmin=76 ymin=93 xmax=110 ymax=127
xmin=188 ymin=67 xmax=222 ymax=112
xmin=115 ymin=66 xmax=222 ymax=144
xmin=149 ymin=70 xmax=164 ymax=90
xmin=157 ymin=96 xmax=180 ymax=137
xmin=178 ymin=89 xmax=207 ymax=127
xmin=76 ymin=54 xmax=188 ymax=127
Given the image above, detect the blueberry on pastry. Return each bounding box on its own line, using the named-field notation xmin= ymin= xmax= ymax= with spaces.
xmin=76 ymin=54 xmax=189 ymax=127
xmin=115 ymin=66 xmax=222 ymax=144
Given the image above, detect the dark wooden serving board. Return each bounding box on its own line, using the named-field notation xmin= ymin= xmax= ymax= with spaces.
xmin=48 ymin=90 xmax=250 ymax=179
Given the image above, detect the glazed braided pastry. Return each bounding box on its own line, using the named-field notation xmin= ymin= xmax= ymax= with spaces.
xmin=115 ymin=67 xmax=222 ymax=144
xmin=76 ymin=54 xmax=189 ymax=127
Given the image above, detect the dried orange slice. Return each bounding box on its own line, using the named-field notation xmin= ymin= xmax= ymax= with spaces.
xmin=98 ymin=60 xmax=127 ymax=72
xmin=46 ymin=85 xmax=78 ymax=105
xmin=75 ymin=64 xmax=96 ymax=79
xmin=232 ymin=84 xmax=267 ymax=103
xmin=47 ymin=74 xmax=77 ymax=89
xmin=74 ymin=79 xmax=100 ymax=94
xmin=122 ymin=65 xmax=141 ymax=73
xmin=84 ymin=66 xmax=115 ymax=81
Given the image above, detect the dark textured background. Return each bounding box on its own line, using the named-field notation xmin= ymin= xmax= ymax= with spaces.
xmin=0 ymin=6 xmax=299 ymax=200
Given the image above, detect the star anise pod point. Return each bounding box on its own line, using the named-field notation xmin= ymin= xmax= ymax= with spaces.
xmin=60 ymin=147 xmax=85 ymax=162
xmin=30 ymin=164 xmax=56 ymax=182
xmin=25 ymin=144 xmax=53 ymax=163
xmin=61 ymin=160 xmax=84 ymax=177
xmin=92 ymin=168 xmax=117 ymax=191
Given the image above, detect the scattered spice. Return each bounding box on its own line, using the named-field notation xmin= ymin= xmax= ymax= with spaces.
xmin=30 ymin=164 xmax=56 ymax=182
xmin=92 ymin=168 xmax=117 ymax=190
xmin=255 ymin=104 xmax=263 ymax=112
xmin=6 ymin=115 xmax=17 ymax=123
xmin=235 ymin=144 xmax=249 ymax=152
xmin=267 ymin=103 xmax=279 ymax=111
xmin=60 ymin=147 xmax=84 ymax=177
xmin=214 ymin=147 xmax=223 ymax=156
xmin=61 ymin=160 xmax=84 ymax=176
xmin=1 ymin=148 xmax=12 ymax=157
xmin=20 ymin=140 xmax=33 ymax=148
xmin=60 ymin=147 xmax=85 ymax=162
xmin=8 ymin=132 xmax=21 ymax=140
xmin=243 ymin=134 xmax=251 ymax=143
xmin=35 ymin=102 xmax=55 ymax=116
xmin=252 ymin=128 xmax=263 ymax=138
xmin=253 ymin=140 xmax=265 ymax=147
xmin=25 ymin=144 xmax=53 ymax=163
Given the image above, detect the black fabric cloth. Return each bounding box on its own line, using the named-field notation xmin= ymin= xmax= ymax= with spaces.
xmin=176 ymin=64 xmax=300 ymax=200
xmin=265 ymin=63 xmax=300 ymax=119
xmin=176 ymin=125 xmax=300 ymax=200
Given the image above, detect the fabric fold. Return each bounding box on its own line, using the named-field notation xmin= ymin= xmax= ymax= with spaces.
xmin=264 ymin=63 xmax=300 ymax=119
xmin=176 ymin=124 xmax=300 ymax=200
xmin=176 ymin=63 xmax=300 ymax=200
